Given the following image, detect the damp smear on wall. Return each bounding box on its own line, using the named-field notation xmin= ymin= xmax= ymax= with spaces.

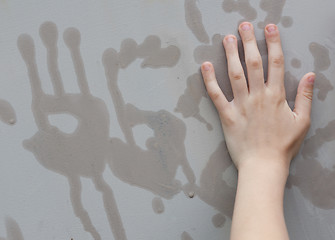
xmin=290 ymin=58 xmax=301 ymax=69
xmin=182 ymin=140 xmax=237 ymax=227
xmin=284 ymin=41 xmax=333 ymax=109
xmin=222 ymin=0 xmax=257 ymax=22
xmin=221 ymin=0 xmax=293 ymax=28
xmin=257 ymin=0 xmax=293 ymax=28
xmin=212 ymin=213 xmax=226 ymax=228
xmin=181 ymin=231 xmax=193 ymax=240
xmin=289 ymin=120 xmax=335 ymax=209
xmin=309 ymin=42 xmax=334 ymax=101
xmin=0 ymin=217 xmax=24 ymax=240
xmin=0 ymin=99 xmax=16 ymax=125
xmin=18 ymin=21 xmax=195 ymax=240
xmin=152 ymin=197 xmax=165 ymax=214
xmin=174 ymin=73 xmax=212 ymax=130
xmin=184 ymin=0 xmax=209 ymax=44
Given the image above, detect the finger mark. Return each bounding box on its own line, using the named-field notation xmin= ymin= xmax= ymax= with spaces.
xmin=39 ymin=21 xmax=58 ymax=47
xmin=0 ymin=99 xmax=16 ymax=125
xmin=40 ymin=21 xmax=65 ymax=96
xmin=17 ymin=34 xmax=35 ymax=63
xmin=17 ymin=34 xmax=44 ymax=98
xmin=64 ymin=27 xmax=90 ymax=95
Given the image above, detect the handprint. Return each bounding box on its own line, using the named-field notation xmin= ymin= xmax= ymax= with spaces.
xmin=102 ymin=38 xmax=196 ymax=203
xmin=257 ymin=0 xmax=293 ymax=28
xmin=18 ymin=22 xmax=127 ymax=240
xmin=183 ymin=140 xmax=236 ymax=227
xmin=309 ymin=42 xmax=334 ymax=101
xmin=288 ymin=120 xmax=335 ymax=209
xmin=221 ymin=0 xmax=293 ymax=29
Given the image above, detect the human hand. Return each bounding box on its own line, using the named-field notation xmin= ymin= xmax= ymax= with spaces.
xmin=201 ymin=22 xmax=315 ymax=172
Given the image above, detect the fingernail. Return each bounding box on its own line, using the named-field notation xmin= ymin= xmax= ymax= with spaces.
xmin=266 ymin=24 xmax=277 ymax=33
xmin=203 ymin=63 xmax=211 ymax=71
xmin=307 ymin=75 xmax=315 ymax=84
xmin=226 ymin=36 xmax=235 ymax=43
xmin=241 ymin=23 xmax=251 ymax=31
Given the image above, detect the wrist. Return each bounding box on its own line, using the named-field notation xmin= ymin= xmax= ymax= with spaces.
xmin=237 ymin=158 xmax=289 ymax=189
xmin=237 ymin=155 xmax=290 ymax=175
xmin=232 ymin=157 xmax=290 ymax=240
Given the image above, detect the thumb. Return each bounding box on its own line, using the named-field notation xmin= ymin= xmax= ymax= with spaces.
xmin=293 ymin=72 xmax=315 ymax=120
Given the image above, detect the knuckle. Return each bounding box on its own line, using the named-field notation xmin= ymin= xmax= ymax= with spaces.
xmin=230 ymin=70 xmax=244 ymax=81
xmin=268 ymin=87 xmax=285 ymax=101
xmin=270 ymin=55 xmax=284 ymax=67
xmin=208 ymin=89 xmax=221 ymax=101
xmin=247 ymin=57 xmax=262 ymax=69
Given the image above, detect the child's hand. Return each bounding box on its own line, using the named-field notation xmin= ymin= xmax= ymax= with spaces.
xmin=201 ymin=22 xmax=315 ymax=171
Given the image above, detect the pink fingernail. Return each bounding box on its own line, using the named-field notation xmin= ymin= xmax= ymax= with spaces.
xmin=203 ymin=64 xmax=211 ymax=71
xmin=266 ymin=24 xmax=277 ymax=33
xmin=227 ymin=36 xmax=235 ymax=42
xmin=307 ymin=75 xmax=315 ymax=84
xmin=241 ymin=23 xmax=251 ymax=31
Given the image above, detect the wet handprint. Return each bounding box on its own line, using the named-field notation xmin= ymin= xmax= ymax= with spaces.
xmin=309 ymin=42 xmax=334 ymax=101
xmin=257 ymin=0 xmax=293 ymax=28
xmin=18 ymin=22 xmax=127 ymax=240
xmin=102 ymin=39 xmax=196 ymax=202
xmin=222 ymin=0 xmax=257 ymax=22
xmin=289 ymin=120 xmax=335 ymax=209
xmin=183 ymin=140 xmax=236 ymax=227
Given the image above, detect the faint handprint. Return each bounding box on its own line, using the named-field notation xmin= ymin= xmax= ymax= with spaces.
xmin=288 ymin=120 xmax=335 ymax=209
xmin=183 ymin=140 xmax=236 ymax=226
xmin=102 ymin=38 xmax=196 ymax=202
xmin=18 ymin=21 xmax=127 ymax=240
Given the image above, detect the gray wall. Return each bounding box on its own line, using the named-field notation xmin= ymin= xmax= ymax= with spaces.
xmin=0 ymin=0 xmax=334 ymax=239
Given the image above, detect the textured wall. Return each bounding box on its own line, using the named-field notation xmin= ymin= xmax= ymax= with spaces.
xmin=0 ymin=0 xmax=334 ymax=239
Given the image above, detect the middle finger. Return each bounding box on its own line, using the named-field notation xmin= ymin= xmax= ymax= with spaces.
xmin=239 ymin=22 xmax=264 ymax=93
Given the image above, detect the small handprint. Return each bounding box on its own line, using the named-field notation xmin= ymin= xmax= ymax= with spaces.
xmin=102 ymin=39 xmax=196 ymax=202
xmin=183 ymin=140 xmax=236 ymax=227
xmin=222 ymin=0 xmax=257 ymax=22
xmin=18 ymin=21 xmax=127 ymax=240
xmin=289 ymin=120 xmax=335 ymax=209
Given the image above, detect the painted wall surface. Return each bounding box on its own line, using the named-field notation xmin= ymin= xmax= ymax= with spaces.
xmin=0 ymin=0 xmax=334 ymax=239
